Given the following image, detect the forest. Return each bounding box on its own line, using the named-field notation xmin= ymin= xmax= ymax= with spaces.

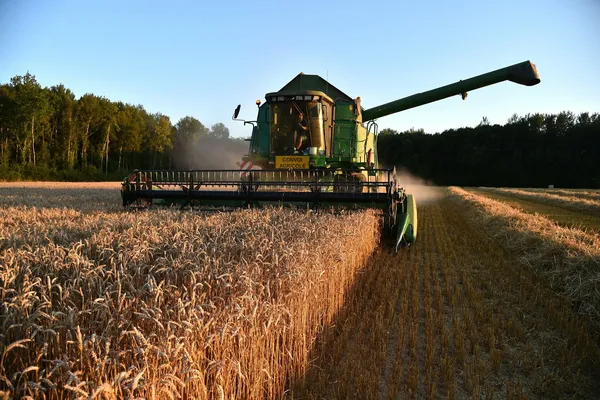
xmin=0 ymin=72 xmax=246 ymax=181
xmin=1 ymin=72 xmax=598 ymax=187
xmin=378 ymin=112 xmax=600 ymax=188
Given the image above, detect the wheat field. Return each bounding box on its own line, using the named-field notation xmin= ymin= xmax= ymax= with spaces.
xmin=0 ymin=182 xmax=381 ymax=399
xmin=1 ymin=182 xmax=599 ymax=399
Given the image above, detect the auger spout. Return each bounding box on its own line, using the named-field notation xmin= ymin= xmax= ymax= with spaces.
xmin=362 ymin=60 xmax=540 ymax=122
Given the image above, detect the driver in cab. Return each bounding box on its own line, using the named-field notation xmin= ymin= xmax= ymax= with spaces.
xmin=294 ymin=112 xmax=310 ymax=154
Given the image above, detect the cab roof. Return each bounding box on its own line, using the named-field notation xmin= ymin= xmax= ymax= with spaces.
xmin=267 ymin=72 xmax=353 ymax=102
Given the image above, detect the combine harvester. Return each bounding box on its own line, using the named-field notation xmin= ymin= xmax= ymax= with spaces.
xmin=122 ymin=61 xmax=540 ymax=251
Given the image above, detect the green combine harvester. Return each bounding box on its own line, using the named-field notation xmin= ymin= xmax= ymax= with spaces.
xmin=121 ymin=61 xmax=540 ymax=251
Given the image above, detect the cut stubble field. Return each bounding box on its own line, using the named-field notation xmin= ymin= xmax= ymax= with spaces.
xmin=0 ymin=182 xmax=599 ymax=399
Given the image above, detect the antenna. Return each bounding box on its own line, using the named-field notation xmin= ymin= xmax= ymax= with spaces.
xmin=326 ymin=69 xmax=329 ymax=95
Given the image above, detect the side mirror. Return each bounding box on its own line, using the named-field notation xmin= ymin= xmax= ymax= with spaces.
xmin=233 ymin=104 xmax=241 ymax=119
xmin=322 ymin=105 xmax=328 ymax=122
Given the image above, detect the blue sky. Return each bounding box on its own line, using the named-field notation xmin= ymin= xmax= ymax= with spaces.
xmin=1 ymin=0 xmax=599 ymax=138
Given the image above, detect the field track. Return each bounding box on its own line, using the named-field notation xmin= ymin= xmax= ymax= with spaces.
xmin=521 ymin=188 xmax=600 ymax=202
xmin=466 ymin=187 xmax=600 ymax=233
xmin=476 ymin=187 xmax=600 ymax=219
xmin=1 ymin=183 xmax=599 ymax=399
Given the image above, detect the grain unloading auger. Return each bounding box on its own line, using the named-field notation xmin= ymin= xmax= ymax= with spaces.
xmin=122 ymin=60 xmax=540 ymax=251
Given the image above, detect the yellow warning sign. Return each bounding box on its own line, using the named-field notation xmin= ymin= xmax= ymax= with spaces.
xmin=275 ymin=155 xmax=309 ymax=169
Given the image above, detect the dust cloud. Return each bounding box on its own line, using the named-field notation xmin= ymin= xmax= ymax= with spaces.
xmin=173 ymin=137 xmax=248 ymax=170
xmin=393 ymin=167 xmax=444 ymax=204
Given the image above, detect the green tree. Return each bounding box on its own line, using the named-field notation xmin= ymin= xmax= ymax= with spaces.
xmin=9 ymin=72 xmax=50 ymax=166
xmin=98 ymin=98 xmax=119 ymax=173
xmin=173 ymin=116 xmax=208 ymax=169
xmin=76 ymin=93 xmax=104 ymax=168
xmin=49 ymin=84 xmax=77 ymax=169
xmin=0 ymin=84 xmax=18 ymax=167
xmin=114 ymin=103 xmax=146 ymax=171
xmin=209 ymin=122 xmax=230 ymax=139
xmin=175 ymin=116 xmax=207 ymax=144
xmin=379 ymin=128 xmax=398 ymax=136
xmin=478 ymin=116 xmax=490 ymax=126
xmin=147 ymin=113 xmax=173 ymax=168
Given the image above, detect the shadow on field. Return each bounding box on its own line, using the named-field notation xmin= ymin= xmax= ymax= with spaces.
xmin=285 ymin=241 xmax=411 ymax=399
xmin=286 ymin=192 xmax=441 ymax=399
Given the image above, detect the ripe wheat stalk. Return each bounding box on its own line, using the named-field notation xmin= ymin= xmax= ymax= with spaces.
xmin=0 ymin=185 xmax=380 ymax=399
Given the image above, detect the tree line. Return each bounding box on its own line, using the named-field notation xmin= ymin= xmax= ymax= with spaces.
xmin=377 ymin=112 xmax=600 ymax=188
xmin=0 ymin=72 xmax=241 ymax=181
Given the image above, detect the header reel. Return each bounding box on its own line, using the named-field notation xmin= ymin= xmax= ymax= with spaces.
xmin=121 ymin=166 xmax=417 ymax=251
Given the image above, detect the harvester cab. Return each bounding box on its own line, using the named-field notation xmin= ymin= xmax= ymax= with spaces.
xmin=121 ymin=61 xmax=540 ymax=252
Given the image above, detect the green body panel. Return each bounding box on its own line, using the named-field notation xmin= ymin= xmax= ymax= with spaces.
xmin=395 ymin=194 xmax=417 ymax=251
xmin=395 ymin=213 xmax=410 ymax=251
xmin=332 ymin=101 xmax=358 ymax=161
xmin=404 ymin=194 xmax=417 ymax=243
xmin=246 ymin=104 xmax=271 ymax=158
xmin=256 ymin=104 xmax=271 ymax=154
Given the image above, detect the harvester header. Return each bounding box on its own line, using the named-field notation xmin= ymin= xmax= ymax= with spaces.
xmin=121 ymin=60 xmax=541 ymax=251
